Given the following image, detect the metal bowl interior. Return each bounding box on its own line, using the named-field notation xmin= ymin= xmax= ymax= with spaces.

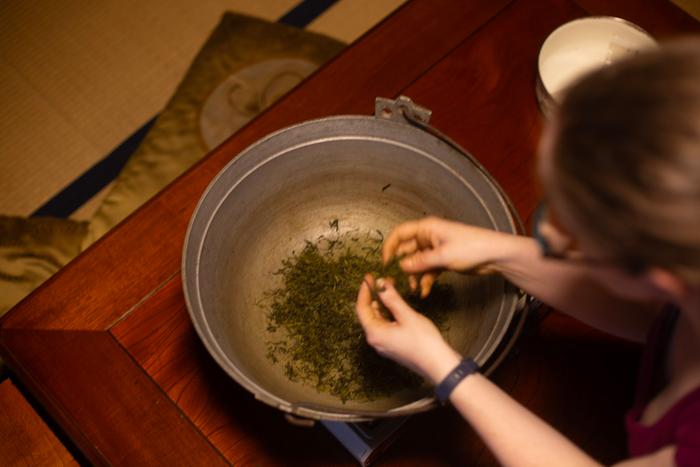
xmin=183 ymin=116 xmax=519 ymax=420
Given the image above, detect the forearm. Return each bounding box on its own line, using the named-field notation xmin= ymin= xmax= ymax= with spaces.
xmin=485 ymin=233 xmax=657 ymax=342
xmin=427 ymin=352 xmax=600 ymax=467
xmin=454 ymin=374 xmax=600 ymax=467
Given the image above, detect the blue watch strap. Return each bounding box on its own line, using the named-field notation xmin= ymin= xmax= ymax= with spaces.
xmin=435 ymin=357 xmax=479 ymax=404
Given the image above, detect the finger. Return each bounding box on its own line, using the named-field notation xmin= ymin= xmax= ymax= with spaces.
xmin=408 ymin=274 xmax=418 ymax=292
xmin=420 ymin=273 xmax=437 ymax=298
xmin=356 ymin=275 xmax=383 ymax=328
xmin=395 ymin=239 xmax=418 ymax=259
xmin=382 ymin=220 xmax=421 ymax=264
xmin=359 ymin=274 xmax=375 ymax=300
xmin=400 ymin=248 xmax=444 ymax=273
xmin=376 ymin=279 xmax=416 ymax=323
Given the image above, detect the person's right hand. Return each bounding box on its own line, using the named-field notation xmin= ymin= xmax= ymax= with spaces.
xmin=383 ymin=217 xmax=515 ymax=296
xmin=355 ymin=275 xmax=461 ymax=384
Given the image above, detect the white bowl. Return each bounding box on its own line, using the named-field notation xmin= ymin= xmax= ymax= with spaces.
xmin=536 ymin=16 xmax=657 ymax=117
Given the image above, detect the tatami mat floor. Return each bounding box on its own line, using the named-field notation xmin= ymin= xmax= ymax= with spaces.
xmin=0 ymin=0 xmax=698 ymax=220
xmin=0 ymin=0 xmax=405 ymax=219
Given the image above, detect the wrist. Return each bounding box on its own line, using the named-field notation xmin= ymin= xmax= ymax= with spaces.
xmin=434 ymin=357 xmax=479 ymax=404
xmin=489 ymin=234 xmax=539 ymax=274
xmin=424 ymin=345 xmax=462 ymax=385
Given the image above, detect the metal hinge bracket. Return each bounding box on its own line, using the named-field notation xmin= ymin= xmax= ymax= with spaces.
xmin=375 ymin=95 xmax=432 ymax=125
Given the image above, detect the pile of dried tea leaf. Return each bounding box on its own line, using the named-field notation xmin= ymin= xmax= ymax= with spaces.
xmin=263 ymin=222 xmax=454 ymax=402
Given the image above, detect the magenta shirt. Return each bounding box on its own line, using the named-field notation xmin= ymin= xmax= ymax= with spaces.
xmin=626 ymin=307 xmax=700 ymax=465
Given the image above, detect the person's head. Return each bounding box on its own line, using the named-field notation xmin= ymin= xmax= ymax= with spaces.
xmin=537 ymin=38 xmax=700 ymax=303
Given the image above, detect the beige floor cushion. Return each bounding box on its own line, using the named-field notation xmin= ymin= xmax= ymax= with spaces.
xmin=0 ymin=216 xmax=87 ymax=316
xmin=85 ymin=13 xmax=344 ymax=246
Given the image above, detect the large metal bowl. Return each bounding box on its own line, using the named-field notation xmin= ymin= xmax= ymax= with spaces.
xmin=183 ymin=98 xmax=521 ymax=421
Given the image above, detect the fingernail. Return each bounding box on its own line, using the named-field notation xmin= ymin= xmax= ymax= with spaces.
xmin=376 ymin=277 xmax=386 ymax=292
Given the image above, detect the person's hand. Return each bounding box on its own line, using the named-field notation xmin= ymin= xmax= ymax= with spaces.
xmin=383 ymin=217 xmax=514 ymax=296
xmin=355 ymin=275 xmax=461 ymax=385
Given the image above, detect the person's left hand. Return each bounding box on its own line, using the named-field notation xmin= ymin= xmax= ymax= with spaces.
xmin=355 ymin=275 xmax=461 ymax=385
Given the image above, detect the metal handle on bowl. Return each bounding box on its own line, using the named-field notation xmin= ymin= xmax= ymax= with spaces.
xmin=375 ymin=95 xmax=432 ymax=124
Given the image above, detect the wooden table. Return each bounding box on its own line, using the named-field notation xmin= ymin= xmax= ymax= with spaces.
xmin=2 ymin=0 xmax=698 ymax=465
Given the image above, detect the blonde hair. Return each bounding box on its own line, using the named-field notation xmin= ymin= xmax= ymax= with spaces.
xmin=552 ymin=38 xmax=700 ymax=284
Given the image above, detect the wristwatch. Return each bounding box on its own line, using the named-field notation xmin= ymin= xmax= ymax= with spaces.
xmin=435 ymin=357 xmax=479 ymax=404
